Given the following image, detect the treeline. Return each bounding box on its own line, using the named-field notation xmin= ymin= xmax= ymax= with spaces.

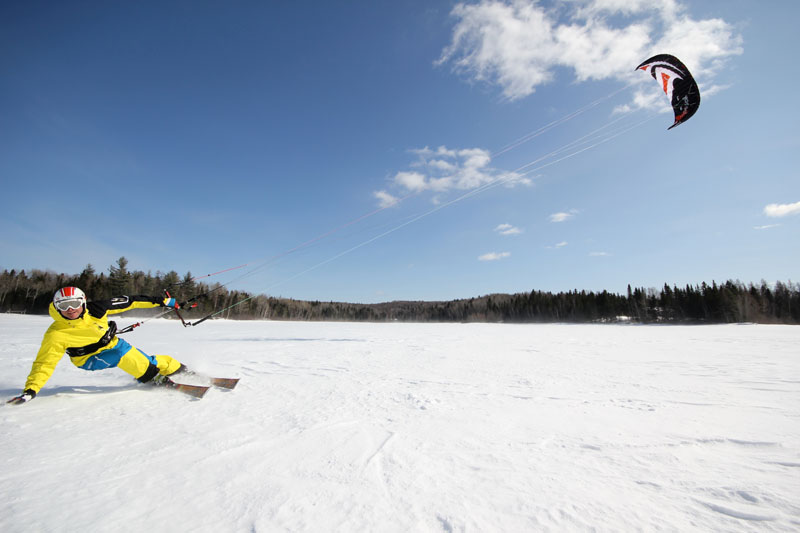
xmin=1 ymin=258 xmax=798 ymax=324
xmin=0 ymin=258 xmax=249 ymax=320
xmin=254 ymin=281 xmax=799 ymax=324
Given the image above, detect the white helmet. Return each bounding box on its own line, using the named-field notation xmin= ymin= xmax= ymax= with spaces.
xmin=53 ymin=287 xmax=86 ymax=312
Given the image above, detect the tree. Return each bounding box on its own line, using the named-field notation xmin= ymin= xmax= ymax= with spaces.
xmin=78 ymin=264 xmax=97 ymax=298
xmin=108 ymin=257 xmax=132 ymax=295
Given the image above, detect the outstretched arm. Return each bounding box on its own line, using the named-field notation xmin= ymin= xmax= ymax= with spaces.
xmin=9 ymin=329 xmax=66 ymax=404
xmin=89 ymin=295 xmax=175 ymax=316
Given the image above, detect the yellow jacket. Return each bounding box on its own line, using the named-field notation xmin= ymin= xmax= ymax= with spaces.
xmin=24 ymin=296 xmax=164 ymax=393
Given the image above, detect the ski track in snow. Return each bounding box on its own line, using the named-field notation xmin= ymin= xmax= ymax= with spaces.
xmin=1 ymin=315 xmax=799 ymax=532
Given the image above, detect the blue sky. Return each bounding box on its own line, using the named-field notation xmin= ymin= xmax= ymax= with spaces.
xmin=1 ymin=0 xmax=798 ymax=303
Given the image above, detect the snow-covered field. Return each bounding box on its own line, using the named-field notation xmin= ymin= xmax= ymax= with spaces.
xmin=1 ymin=314 xmax=798 ymax=532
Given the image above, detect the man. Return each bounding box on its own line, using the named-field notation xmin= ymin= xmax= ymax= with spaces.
xmin=7 ymin=287 xmax=186 ymax=404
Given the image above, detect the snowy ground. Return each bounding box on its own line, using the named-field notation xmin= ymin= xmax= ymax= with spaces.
xmin=1 ymin=314 xmax=799 ymax=532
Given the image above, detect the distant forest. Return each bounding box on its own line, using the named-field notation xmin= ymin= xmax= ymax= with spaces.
xmin=2 ymin=257 xmax=798 ymax=324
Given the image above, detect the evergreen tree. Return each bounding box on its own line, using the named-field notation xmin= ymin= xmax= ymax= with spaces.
xmin=78 ymin=264 xmax=97 ymax=299
xmin=108 ymin=257 xmax=133 ymax=295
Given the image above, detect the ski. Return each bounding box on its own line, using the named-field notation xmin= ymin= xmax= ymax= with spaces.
xmin=166 ymin=381 xmax=210 ymax=399
xmin=172 ymin=369 xmax=239 ymax=390
xmin=158 ymin=367 xmax=239 ymax=395
xmin=209 ymin=377 xmax=239 ymax=389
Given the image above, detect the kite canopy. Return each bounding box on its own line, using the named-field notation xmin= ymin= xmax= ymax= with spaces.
xmin=636 ymin=54 xmax=700 ymax=130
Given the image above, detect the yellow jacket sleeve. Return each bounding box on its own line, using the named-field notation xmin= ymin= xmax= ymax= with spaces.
xmin=91 ymin=295 xmax=163 ymax=316
xmin=24 ymin=327 xmax=67 ymax=393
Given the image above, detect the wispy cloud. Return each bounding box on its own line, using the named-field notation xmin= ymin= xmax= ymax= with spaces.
xmin=438 ymin=0 xmax=743 ymax=108
xmin=374 ymin=190 xmax=399 ymax=208
xmin=495 ymin=223 xmax=522 ymax=235
xmin=479 ymin=251 xmax=511 ymax=261
xmin=764 ymin=201 xmax=800 ymax=218
xmin=549 ymin=209 xmax=578 ymax=223
xmin=754 ymin=224 xmax=780 ymax=230
xmin=589 ymin=251 xmax=611 ymax=257
xmin=374 ymin=145 xmax=531 ymax=206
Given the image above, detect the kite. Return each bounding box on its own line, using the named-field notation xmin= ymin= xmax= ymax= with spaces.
xmin=636 ymin=54 xmax=700 ymax=130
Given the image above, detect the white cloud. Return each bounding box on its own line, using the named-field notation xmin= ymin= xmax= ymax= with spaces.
xmin=574 ymin=0 xmax=681 ymax=20
xmin=394 ymin=171 xmax=428 ymax=192
xmin=376 ymin=145 xmax=531 ymax=205
xmin=549 ymin=209 xmax=578 ymax=222
xmin=412 ymin=146 xmax=458 ymax=159
xmin=438 ymin=0 xmax=743 ymax=104
xmin=613 ymin=89 xmax=663 ymax=116
xmin=589 ymin=251 xmax=611 ymax=256
xmin=764 ymin=201 xmax=800 ymax=218
xmin=374 ymin=190 xmax=399 ymax=208
xmin=479 ymin=251 xmax=511 ymax=261
xmin=495 ymin=223 xmax=522 ymax=235
xmin=754 ymin=224 xmax=780 ymax=230
xmin=555 ymin=241 xmax=568 ymax=248
xmin=428 ymin=159 xmax=457 ymax=172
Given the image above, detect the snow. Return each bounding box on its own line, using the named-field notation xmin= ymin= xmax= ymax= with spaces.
xmin=1 ymin=314 xmax=799 ymax=532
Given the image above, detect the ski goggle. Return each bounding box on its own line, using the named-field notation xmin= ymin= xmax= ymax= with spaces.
xmin=55 ymin=298 xmax=85 ymax=312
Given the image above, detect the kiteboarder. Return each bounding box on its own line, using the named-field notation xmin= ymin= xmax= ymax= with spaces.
xmin=7 ymin=287 xmax=185 ymax=404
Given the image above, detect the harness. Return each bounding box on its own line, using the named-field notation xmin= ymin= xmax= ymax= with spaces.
xmin=66 ymin=321 xmax=118 ymax=357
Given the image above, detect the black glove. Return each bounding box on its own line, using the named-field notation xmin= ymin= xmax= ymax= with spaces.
xmin=7 ymin=389 xmax=36 ymax=405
